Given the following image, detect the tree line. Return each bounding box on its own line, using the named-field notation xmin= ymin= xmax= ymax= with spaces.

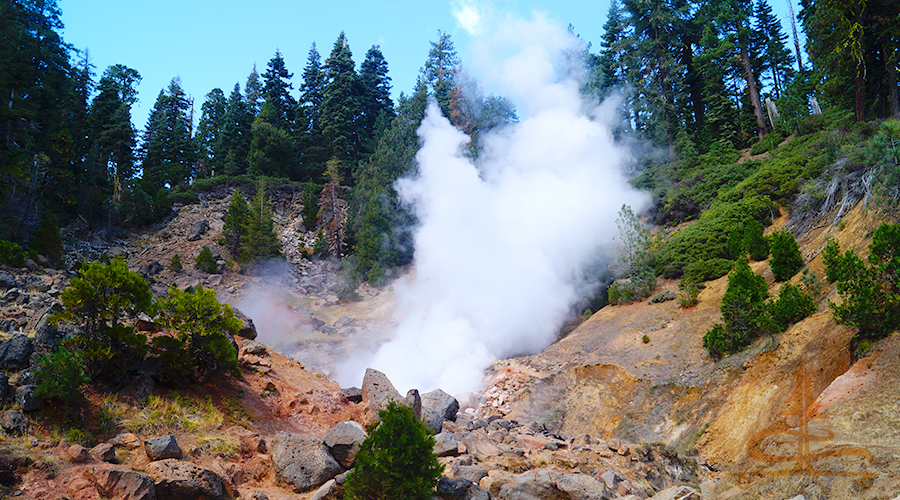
xmin=1 ymin=0 xmax=897 ymax=284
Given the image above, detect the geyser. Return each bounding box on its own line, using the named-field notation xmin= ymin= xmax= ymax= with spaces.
xmin=336 ymin=13 xmax=650 ymax=395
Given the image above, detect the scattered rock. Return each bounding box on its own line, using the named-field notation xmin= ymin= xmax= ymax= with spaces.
xmin=0 ymin=271 xmax=19 ymax=290
xmin=556 ymin=473 xmax=613 ymax=500
xmin=449 ymin=464 xmax=489 ymax=484
xmin=421 ymin=389 xmax=460 ymax=433
xmin=323 ymin=421 xmax=367 ymax=468
xmin=92 ymin=467 xmax=157 ymax=500
xmin=110 ymin=433 xmax=142 ymax=450
xmin=147 ymin=459 xmax=228 ymax=500
xmin=232 ymin=307 xmax=258 ymax=340
xmin=438 ymin=477 xmax=490 ymax=500
xmin=498 ymin=470 xmax=560 ymax=500
xmin=271 ymin=432 xmax=342 ymax=492
xmin=650 ymin=485 xmax=702 ymax=500
xmin=91 ymin=442 xmax=117 ymax=463
xmin=144 ymin=435 xmax=184 ymax=461
xmin=434 ymin=431 xmax=460 ymax=457
xmin=0 ymin=333 xmax=33 ymax=368
xmin=406 ymin=389 xmax=422 ymax=420
xmin=0 ymin=410 xmax=28 ymax=435
xmin=15 ymin=385 xmax=43 ymax=412
xmin=310 ymin=478 xmax=343 ymax=500
xmin=188 ymin=220 xmax=209 ymax=241
xmin=67 ymin=444 xmax=91 ymax=463
xmin=0 ymin=373 xmax=9 ymax=400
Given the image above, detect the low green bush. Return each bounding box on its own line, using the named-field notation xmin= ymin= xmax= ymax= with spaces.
xmin=34 ymin=345 xmax=89 ymax=405
xmin=195 ymin=246 xmax=218 ymax=273
xmin=0 ymin=240 xmax=26 ymax=267
xmin=344 ymin=402 xmax=443 ymax=500
xmin=769 ymin=283 xmax=817 ymax=331
xmin=749 ymin=132 xmax=785 ymax=156
xmin=682 ymin=258 xmax=734 ymax=284
xmin=769 ymin=230 xmax=804 ymax=281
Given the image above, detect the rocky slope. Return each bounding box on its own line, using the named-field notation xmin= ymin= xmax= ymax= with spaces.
xmin=0 ymin=184 xmax=897 ymax=500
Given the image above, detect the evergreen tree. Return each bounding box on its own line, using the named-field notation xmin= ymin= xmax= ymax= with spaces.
xmin=140 ymin=78 xmax=196 ymax=193
xmin=262 ymin=50 xmax=297 ymax=128
xmin=321 ymin=32 xmax=365 ymax=181
xmin=318 ymin=159 xmax=348 ymax=257
xmin=359 ymin=45 xmax=395 ymax=155
xmin=90 ymin=65 xmax=141 ymax=205
xmin=297 ymin=43 xmax=328 ymax=181
xmin=752 ymin=0 xmax=795 ymax=98
xmin=196 ymin=88 xmax=227 ymax=178
xmin=422 ymin=30 xmax=460 ymax=118
xmin=244 ymin=64 xmax=265 ymax=117
xmin=248 ymin=100 xmax=296 ymax=178
xmin=222 ymin=190 xmax=251 ymax=258
xmin=245 ymin=181 xmax=281 ymax=261
xmin=221 ymin=83 xmax=253 ymax=175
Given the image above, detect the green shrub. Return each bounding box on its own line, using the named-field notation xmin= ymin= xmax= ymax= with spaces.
xmin=769 ymin=283 xmax=817 ymax=331
xmin=34 ymin=345 xmax=89 ymax=405
xmin=0 ymin=240 xmax=26 ymax=267
xmin=678 ymin=279 xmax=701 ymax=307
xmin=168 ymin=192 xmax=200 ymax=206
xmin=55 ymin=257 xmax=153 ymax=382
xmin=195 ymin=246 xmax=218 ymax=273
xmin=29 ymin=219 xmax=63 ymax=264
xmin=154 ymin=285 xmax=240 ymax=383
xmin=608 ymin=280 xmax=652 ymax=305
xmin=170 ymin=254 xmax=182 ymax=270
xmin=703 ymin=258 xmax=772 ymax=359
xmin=824 ymin=223 xmax=900 ymax=352
xmin=682 ymin=258 xmax=734 ymax=284
xmin=344 ymin=402 xmax=443 ymax=500
xmin=649 ymin=290 xmax=677 ymax=304
xmin=702 ymin=324 xmax=730 ymax=360
xmin=769 ymin=230 xmax=804 ymax=281
xmin=743 ymin=219 xmax=769 ymax=261
xmin=749 ymin=132 xmax=785 ymax=156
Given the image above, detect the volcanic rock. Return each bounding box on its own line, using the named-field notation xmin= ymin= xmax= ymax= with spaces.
xmin=147 ymin=459 xmax=228 ymax=500
xmin=323 ymin=421 xmax=366 ymax=468
xmin=361 ymin=368 xmax=404 ymax=416
xmin=421 ymin=388 xmax=460 ymax=433
xmin=144 ymin=435 xmax=183 ymax=461
xmin=92 ymin=467 xmax=157 ymax=500
xmin=270 ymin=432 xmax=341 ymax=492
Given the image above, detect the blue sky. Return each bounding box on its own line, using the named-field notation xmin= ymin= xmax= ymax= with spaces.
xmin=60 ymin=0 xmax=804 ymax=130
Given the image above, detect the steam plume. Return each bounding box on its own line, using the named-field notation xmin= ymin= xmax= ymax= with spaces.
xmin=336 ymin=14 xmax=649 ymax=395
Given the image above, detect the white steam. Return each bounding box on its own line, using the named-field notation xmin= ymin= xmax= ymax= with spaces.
xmin=336 ymin=14 xmax=649 ymax=395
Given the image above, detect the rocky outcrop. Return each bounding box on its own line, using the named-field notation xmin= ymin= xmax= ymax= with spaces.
xmin=232 ymin=307 xmax=258 ymax=340
xmin=147 ymin=459 xmax=230 ymax=500
xmin=271 ymin=432 xmax=342 ymax=492
xmin=0 ymin=409 xmax=27 ymax=435
xmin=0 ymin=333 xmax=33 ymax=369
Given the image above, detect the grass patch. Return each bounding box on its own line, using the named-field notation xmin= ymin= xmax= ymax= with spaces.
xmin=121 ymin=394 xmax=224 ymax=435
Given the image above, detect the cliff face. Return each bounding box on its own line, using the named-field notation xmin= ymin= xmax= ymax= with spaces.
xmin=483 ymin=202 xmax=900 ymax=499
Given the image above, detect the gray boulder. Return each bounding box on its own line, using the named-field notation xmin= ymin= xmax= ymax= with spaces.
xmin=0 ymin=271 xmax=19 ymax=290
xmin=147 ymin=459 xmax=228 ymax=500
xmin=15 ymin=385 xmax=43 ymax=412
xmin=421 ymin=389 xmax=460 ymax=433
xmin=231 ymin=307 xmax=257 ymax=340
xmin=271 ymin=432 xmax=342 ymax=492
xmin=449 ymin=464 xmax=489 ymax=484
xmin=0 ymin=409 xmax=28 ymax=435
xmin=498 ymin=470 xmax=561 ymax=500
xmin=310 ymin=478 xmax=343 ymax=500
xmin=434 ymin=430 xmax=460 ymax=457
xmin=361 ymin=368 xmax=404 ymax=415
xmin=144 ymin=435 xmax=183 ymax=461
xmin=438 ymin=477 xmax=491 ymax=500
xmin=93 ymin=467 xmax=157 ymax=500
xmin=0 ymin=334 xmax=33 ymax=369
xmin=323 ymin=421 xmax=366 ymax=468
xmin=187 ymin=220 xmax=209 ymax=241
xmin=556 ymin=473 xmax=613 ymax=500
xmin=0 ymin=373 xmax=9 ymax=400
xmin=91 ymin=442 xmax=118 ymax=463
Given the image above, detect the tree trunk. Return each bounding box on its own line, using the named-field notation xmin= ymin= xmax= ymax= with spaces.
xmin=886 ymin=45 xmax=899 ymax=119
xmin=740 ymin=39 xmax=769 ymax=137
xmin=853 ymin=0 xmax=865 ymax=122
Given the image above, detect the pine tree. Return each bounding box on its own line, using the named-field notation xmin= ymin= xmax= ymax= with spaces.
xmin=244 ymin=64 xmax=265 ymax=117
xmin=359 ymin=45 xmax=395 ymax=156
xmin=222 ymin=190 xmax=251 ymax=258
xmin=297 ymin=43 xmax=328 ymax=181
xmin=196 ymin=88 xmax=227 ymax=178
xmin=244 ymin=181 xmax=281 ymax=261
xmin=140 ymin=78 xmax=196 ymax=193
xmin=262 ymin=50 xmax=297 ymax=128
xmin=422 ymin=30 xmax=460 ymax=118
xmin=221 ymin=83 xmax=253 ymax=175
xmin=248 ymin=100 xmax=296 ymax=178
xmin=90 ymin=65 xmax=141 ymax=205
xmin=321 ymin=32 xmax=364 ymax=181
xmin=752 ymin=0 xmax=795 ymax=98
